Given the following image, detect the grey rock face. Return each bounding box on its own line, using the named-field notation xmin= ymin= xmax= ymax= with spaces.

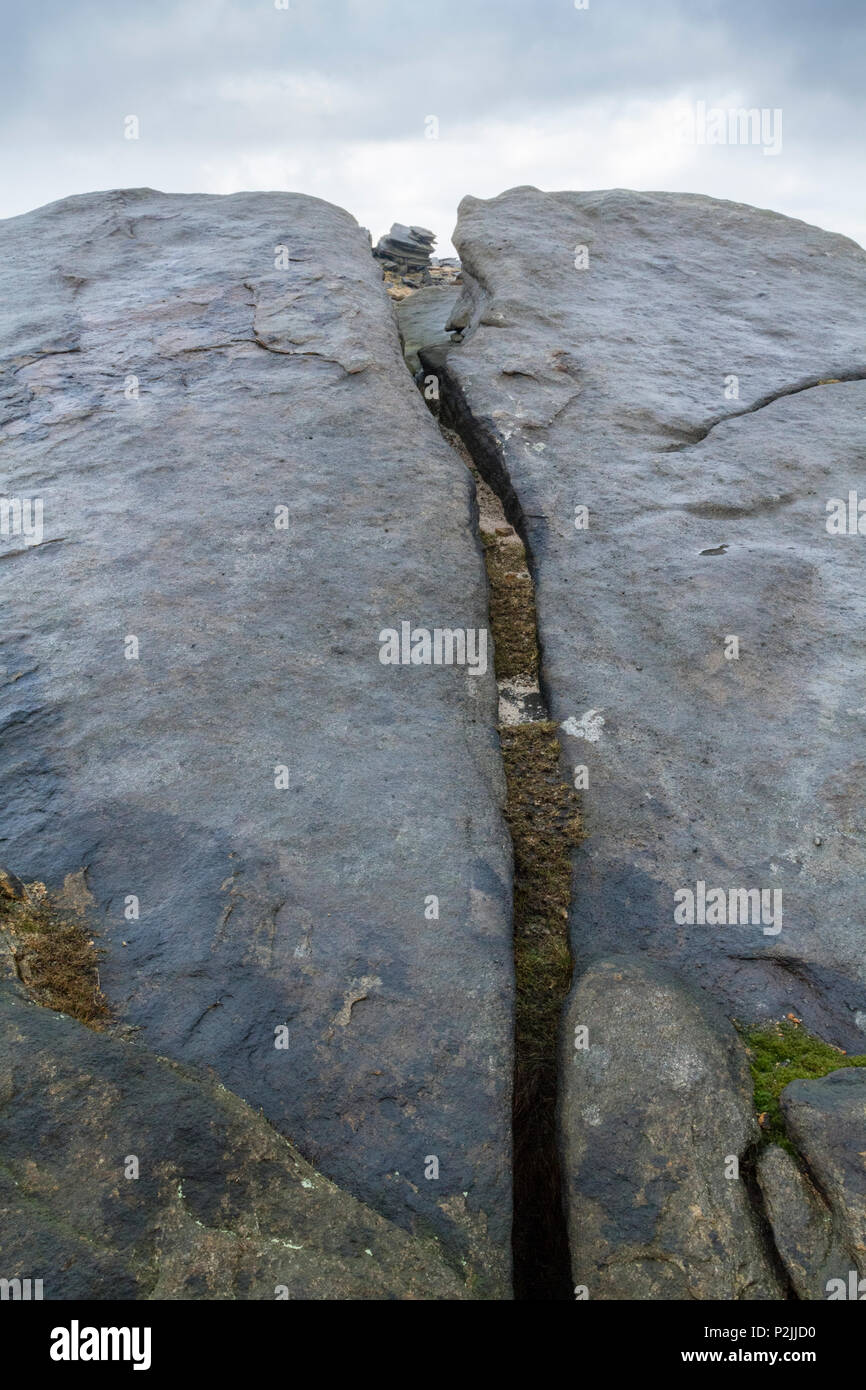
xmin=560 ymin=957 xmax=782 ymax=1299
xmin=756 ymin=1143 xmax=851 ymax=1300
xmin=0 ymin=979 xmax=468 ymax=1300
xmin=775 ymin=1069 xmax=866 ymax=1295
xmin=0 ymin=188 xmax=512 ymax=1291
xmin=397 ymin=286 xmax=461 ymax=374
xmin=429 ymin=186 xmax=866 ymax=1050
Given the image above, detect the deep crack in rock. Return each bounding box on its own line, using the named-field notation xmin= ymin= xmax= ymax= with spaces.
xmin=393 ymin=283 xmax=581 ymax=1300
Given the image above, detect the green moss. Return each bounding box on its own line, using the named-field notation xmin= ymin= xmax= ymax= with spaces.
xmin=739 ymin=1018 xmax=866 ymax=1150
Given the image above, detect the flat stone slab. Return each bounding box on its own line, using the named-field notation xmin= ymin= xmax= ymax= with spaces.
xmin=0 ymin=189 xmax=512 ymax=1291
xmin=0 ymin=979 xmax=469 ymax=1300
xmin=432 ymin=186 xmax=866 ymax=1049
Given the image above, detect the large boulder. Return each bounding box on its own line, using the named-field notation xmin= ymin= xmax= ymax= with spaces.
xmin=0 ymin=189 xmax=512 ymax=1291
xmin=428 ymin=186 xmax=866 ymax=1051
xmin=560 ymin=957 xmax=782 ymax=1299
xmin=0 ymin=978 xmax=468 ymax=1300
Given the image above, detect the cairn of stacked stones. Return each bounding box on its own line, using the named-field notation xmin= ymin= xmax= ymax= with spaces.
xmin=373 ymin=221 xmax=437 ymax=285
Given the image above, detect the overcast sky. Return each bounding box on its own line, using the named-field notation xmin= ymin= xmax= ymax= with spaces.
xmin=1 ymin=0 xmax=863 ymax=252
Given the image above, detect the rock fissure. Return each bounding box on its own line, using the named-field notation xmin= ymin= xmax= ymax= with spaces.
xmin=739 ymin=1141 xmax=799 ymax=1299
xmin=393 ymin=285 xmax=581 ymax=1300
xmin=661 ymin=370 xmax=866 ymax=452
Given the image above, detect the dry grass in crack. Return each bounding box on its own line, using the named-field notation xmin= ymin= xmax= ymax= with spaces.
xmin=481 ymin=532 xmax=539 ymax=683
xmin=0 ymin=869 xmax=110 ymax=1029
xmin=503 ymin=724 xmax=582 ymax=1075
xmin=501 ymin=722 xmax=582 ymax=1298
xmin=455 ymin=426 xmax=538 ymax=685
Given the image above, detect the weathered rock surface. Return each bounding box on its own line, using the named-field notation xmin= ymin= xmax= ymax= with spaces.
xmin=0 ymin=189 xmax=512 ymax=1291
xmin=770 ymin=1069 xmax=866 ymax=1295
xmin=0 ymin=978 xmax=468 ymax=1299
xmin=560 ymin=957 xmax=782 ymax=1299
xmin=397 ymin=285 xmax=461 ymax=374
xmin=756 ymin=1143 xmax=851 ymax=1299
xmin=429 ymin=186 xmax=866 ymax=1050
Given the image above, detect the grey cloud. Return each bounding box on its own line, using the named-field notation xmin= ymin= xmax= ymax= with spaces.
xmin=0 ymin=0 xmax=863 ymax=243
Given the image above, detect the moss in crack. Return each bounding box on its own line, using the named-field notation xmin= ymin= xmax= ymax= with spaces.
xmin=738 ymin=1017 xmax=866 ymax=1151
xmin=0 ymin=869 xmax=110 ymax=1030
xmin=424 ymin=392 xmax=578 ymax=1296
xmin=501 ymin=723 xmax=582 ymax=1299
xmin=480 ymin=531 xmax=539 ymax=684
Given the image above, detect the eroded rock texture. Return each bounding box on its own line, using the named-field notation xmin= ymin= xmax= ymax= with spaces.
xmin=560 ymin=957 xmax=781 ymax=1299
xmin=759 ymin=1069 xmax=866 ymax=1299
xmin=0 ymin=189 xmax=512 ymax=1293
xmin=756 ymin=1144 xmax=850 ymax=1300
xmin=0 ymin=978 xmax=468 ymax=1299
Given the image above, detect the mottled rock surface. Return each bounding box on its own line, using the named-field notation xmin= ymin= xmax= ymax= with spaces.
xmin=756 ymin=1143 xmax=851 ymax=1300
xmin=773 ymin=1069 xmax=866 ymax=1293
xmin=560 ymin=957 xmax=782 ymax=1299
xmin=430 ymin=186 xmax=866 ymax=1049
xmin=0 ymin=979 xmax=468 ymax=1300
xmin=0 ymin=189 xmax=512 ymax=1291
